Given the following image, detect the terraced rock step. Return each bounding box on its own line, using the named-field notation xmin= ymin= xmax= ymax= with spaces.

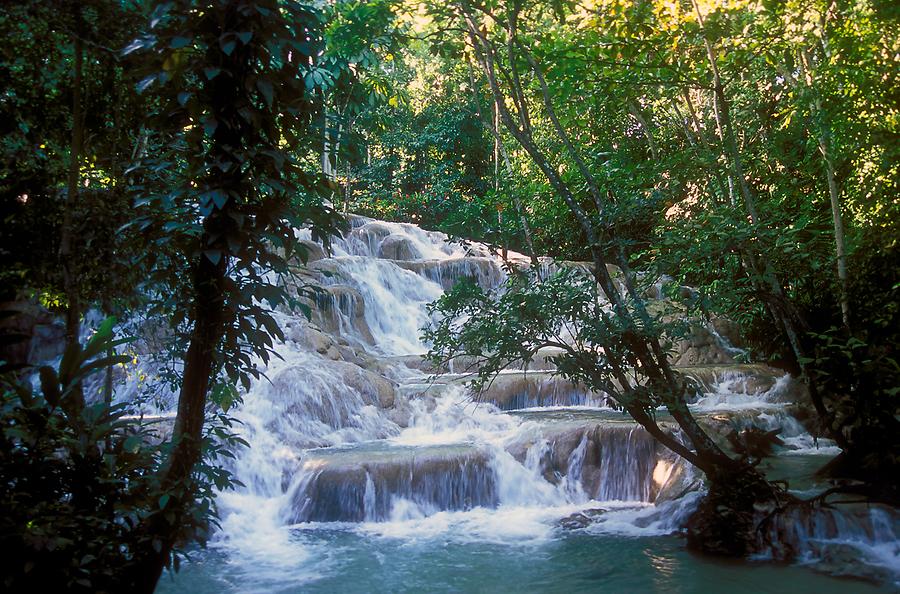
xmin=399 ymin=364 xmax=798 ymax=412
xmin=285 ymin=412 xmax=691 ymax=524
xmin=287 ymin=443 xmax=496 ymax=522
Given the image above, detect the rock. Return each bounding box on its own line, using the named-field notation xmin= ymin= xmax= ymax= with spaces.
xmin=670 ymin=324 xmax=736 ymax=366
xmin=680 ymin=364 xmax=783 ymax=396
xmin=0 ymin=300 xmax=65 ymax=366
xmin=287 ymin=322 xmax=344 ymax=360
xmin=298 ymin=239 xmax=326 ymax=263
xmin=309 ymin=285 xmax=375 ymax=346
xmin=473 ymin=371 xmax=607 ymax=410
xmin=350 ymin=221 xmax=394 ymax=255
xmin=710 ymin=317 xmax=745 ymax=350
xmin=378 ymin=235 xmax=422 ymax=261
xmin=559 ymin=508 xmax=609 ymax=530
xmin=812 ymin=544 xmax=895 ymax=583
xmin=394 ymin=258 xmax=503 ymax=291
xmin=328 ymin=360 xmax=397 ymax=409
xmin=288 ymin=444 xmax=495 ymax=522
xmin=559 ymin=512 xmax=591 ymax=530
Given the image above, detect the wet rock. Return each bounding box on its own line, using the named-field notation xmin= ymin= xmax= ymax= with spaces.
xmin=350 ymin=222 xmax=394 ymax=256
xmin=710 ymin=317 xmax=745 ymax=350
xmin=679 ymin=364 xmax=782 ymax=395
xmin=310 ymin=285 xmax=375 ymax=345
xmin=559 ymin=508 xmax=608 ymax=530
xmin=507 ymin=419 xmax=682 ymax=503
xmin=395 ymin=258 xmax=503 ymax=292
xmin=298 ymin=239 xmax=326 ymax=262
xmin=287 ymin=323 xmax=342 ymax=358
xmin=472 ymin=371 xmax=607 ymax=410
xmin=287 ymin=445 xmax=496 ymax=522
xmin=345 ymin=213 xmax=372 ymax=229
xmin=807 ymin=543 xmax=895 ymax=584
xmin=0 ymin=300 xmax=65 ymax=366
xmin=378 ymin=235 xmax=422 ymax=261
xmin=671 ymin=324 xmax=736 ymax=366
xmin=328 ymin=360 xmax=397 ymax=409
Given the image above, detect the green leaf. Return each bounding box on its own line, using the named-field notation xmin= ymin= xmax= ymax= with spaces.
xmin=84 ymin=317 xmax=117 ymax=360
xmin=58 ymin=340 xmax=82 ymax=385
xmin=256 ymin=79 xmax=274 ymax=107
xmin=204 ymin=250 xmax=223 ymax=265
xmin=39 ymin=366 xmax=60 ymax=406
xmin=170 ymin=36 xmax=192 ymax=49
xmin=220 ymin=38 xmax=236 ymax=56
xmin=70 ymin=355 xmax=131 ymax=386
xmin=123 ymin=434 xmax=142 ymax=453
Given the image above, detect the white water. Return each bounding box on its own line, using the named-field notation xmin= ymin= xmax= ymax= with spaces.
xmin=159 ymin=214 xmax=899 ymax=589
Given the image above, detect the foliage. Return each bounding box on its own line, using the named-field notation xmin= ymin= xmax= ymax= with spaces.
xmin=413 ymin=0 xmax=898 ymax=518
xmin=0 ymin=317 xmax=245 ymax=592
xmin=117 ymin=1 xmax=404 ymax=587
xmin=0 ymin=0 xmax=150 ymax=308
xmin=125 ymin=0 xmax=350 ymax=395
xmin=424 ymin=267 xmax=691 ymax=416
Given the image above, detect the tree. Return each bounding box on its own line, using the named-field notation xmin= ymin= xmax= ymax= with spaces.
xmin=0 ymin=0 xmax=149 ymax=316
xmin=122 ymin=1 xmax=347 ymax=588
xmin=0 ymin=318 xmax=242 ymax=593
xmin=423 ymin=0 xmax=790 ymax=556
xmin=124 ymin=0 xmax=401 ymax=588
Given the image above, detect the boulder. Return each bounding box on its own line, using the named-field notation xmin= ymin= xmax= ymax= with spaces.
xmin=0 ymin=301 xmax=66 ymax=367
xmin=377 ymin=235 xmax=422 ymax=261
xmin=670 ymin=324 xmax=737 ymax=366
xmin=330 ymin=360 xmax=397 ymax=409
xmin=298 ymin=239 xmax=326 ymax=263
xmin=310 ymin=285 xmax=375 ymax=345
xmin=559 ymin=508 xmax=608 ymax=530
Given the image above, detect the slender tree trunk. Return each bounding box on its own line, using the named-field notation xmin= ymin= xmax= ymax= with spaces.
xmin=822 ymin=141 xmax=849 ymax=327
xmin=61 ymin=28 xmax=83 ymax=352
xmin=463 ymin=4 xmax=744 ymax=474
xmin=466 ymin=57 xmax=539 ymax=265
xmin=675 ymin=90 xmax=730 ymax=203
xmin=794 ymin=50 xmax=851 ymax=329
xmin=692 ymin=0 xmax=848 ymax=451
xmin=59 ymin=21 xmax=85 ymax=414
xmin=461 ymin=4 xmax=785 ymax=556
xmin=132 ymin=6 xmax=247 ymax=586
xmin=627 ymin=99 xmax=659 ymax=160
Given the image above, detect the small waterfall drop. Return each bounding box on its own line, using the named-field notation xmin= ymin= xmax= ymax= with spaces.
xmin=160 ymin=213 xmax=899 ymax=590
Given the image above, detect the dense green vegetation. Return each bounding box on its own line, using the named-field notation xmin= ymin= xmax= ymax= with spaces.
xmin=0 ymin=0 xmax=896 ymax=590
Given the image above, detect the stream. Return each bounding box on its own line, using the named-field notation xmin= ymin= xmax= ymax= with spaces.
xmin=153 ymin=215 xmax=899 ymax=592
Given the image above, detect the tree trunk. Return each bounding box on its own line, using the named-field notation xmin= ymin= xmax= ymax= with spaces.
xmin=131 ymin=221 xmax=228 ymax=593
xmin=467 ymin=57 xmax=539 ymax=266
xmin=794 ymin=48 xmax=851 ymax=329
xmin=59 ymin=20 xmax=84 ymax=412
xmin=462 ymin=4 xmax=785 ymax=556
xmin=131 ymin=5 xmax=246 ymax=585
xmin=820 ymin=133 xmax=849 ymax=328
xmin=627 ymin=99 xmax=659 ymax=160
xmin=691 ymin=0 xmax=848 ymax=452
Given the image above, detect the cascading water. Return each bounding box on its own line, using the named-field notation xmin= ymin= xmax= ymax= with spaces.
xmin=154 ymin=215 xmax=899 ymax=593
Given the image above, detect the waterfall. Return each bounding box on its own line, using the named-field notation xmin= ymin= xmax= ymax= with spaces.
xmin=160 ymin=213 xmax=899 ymax=588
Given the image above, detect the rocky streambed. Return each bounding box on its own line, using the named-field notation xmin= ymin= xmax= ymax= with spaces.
xmin=12 ymin=214 xmax=894 ymax=591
